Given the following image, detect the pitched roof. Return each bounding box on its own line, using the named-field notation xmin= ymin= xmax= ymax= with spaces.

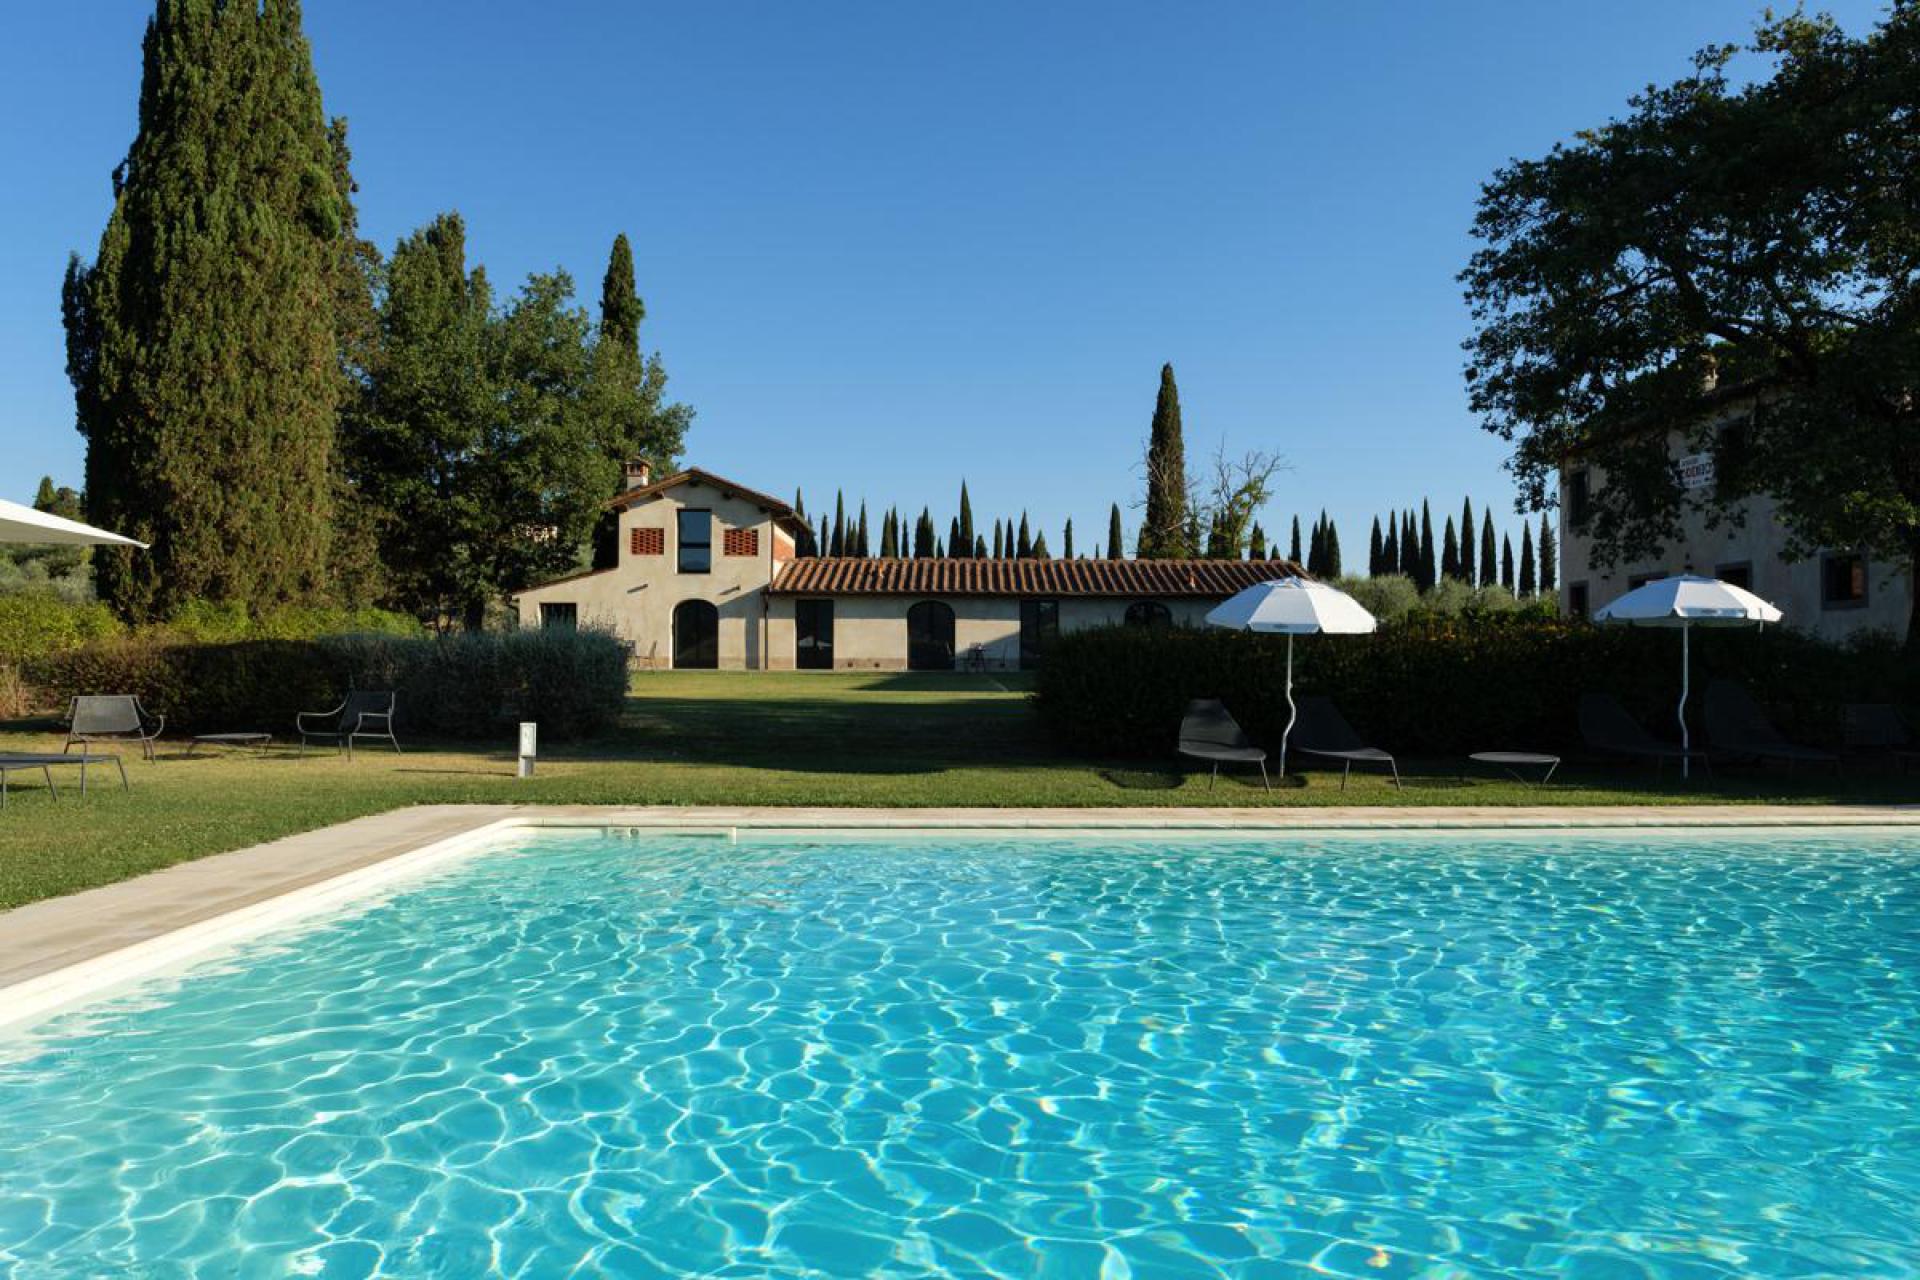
xmin=608 ymin=468 xmax=808 ymax=533
xmin=769 ymin=557 xmax=1308 ymax=597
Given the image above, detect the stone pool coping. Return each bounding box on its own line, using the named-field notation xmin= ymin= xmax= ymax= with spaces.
xmin=2 ymin=802 xmax=1916 ymax=1034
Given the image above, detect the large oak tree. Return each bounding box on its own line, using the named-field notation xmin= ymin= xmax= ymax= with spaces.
xmin=1462 ymin=6 xmax=1920 ymax=645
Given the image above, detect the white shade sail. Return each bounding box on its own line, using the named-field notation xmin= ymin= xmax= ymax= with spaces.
xmin=0 ymin=496 xmax=145 ymax=548
xmin=1204 ymin=576 xmax=1379 ymax=636
xmin=1593 ymin=574 xmax=1781 ymax=627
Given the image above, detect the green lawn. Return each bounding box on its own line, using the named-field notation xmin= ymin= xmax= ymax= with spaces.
xmin=0 ymin=670 xmax=1911 ymax=911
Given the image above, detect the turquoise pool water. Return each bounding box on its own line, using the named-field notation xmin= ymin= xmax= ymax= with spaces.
xmin=1 ymin=829 xmax=1918 ymax=1277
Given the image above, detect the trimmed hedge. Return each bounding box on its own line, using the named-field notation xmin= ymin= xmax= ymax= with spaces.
xmin=1034 ymin=618 xmax=1915 ymax=759
xmin=23 ymin=628 xmax=629 ymax=742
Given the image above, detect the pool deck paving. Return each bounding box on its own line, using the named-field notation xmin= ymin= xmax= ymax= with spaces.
xmin=2 ymin=802 xmax=1916 ymax=1020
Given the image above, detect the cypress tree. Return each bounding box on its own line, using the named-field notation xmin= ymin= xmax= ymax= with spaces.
xmin=1307 ymin=517 xmax=1325 ymax=577
xmin=915 ymin=508 xmax=935 ymax=558
xmin=831 ymin=492 xmax=846 ymax=556
xmin=1539 ymin=513 xmax=1558 ymax=593
xmin=1032 ymin=532 xmax=1051 ymax=559
xmin=1442 ymin=516 xmax=1460 ymax=581
xmin=879 ymin=509 xmax=898 ymax=558
xmin=1368 ymin=517 xmax=1383 ymax=576
xmin=1325 ymin=519 xmax=1342 ymax=578
xmin=1398 ymin=511 xmax=1415 ymax=577
xmin=1418 ymin=501 xmax=1436 ymax=591
xmin=1289 ymin=516 xmax=1303 ymax=564
xmin=949 ymin=517 xmax=961 ymax=558
xmin=815 ymin=515 xmax=828 ymax=562
xmin=1501 ymin=533 xmax=1516 ymax=591
xmin=1520 ymin=522 xmax=1538 ymax=596
xmin=992 ymin=522 xmax=1004 ymax=559
xmin=974 ymin=536 xmax=986 ymax=557
xmin=854 ymin=502 xmax=870 ymax=558
xmin=1249 ymin=522 xmax=1266 ymax=560
xmin=792 ymin=489 xmax=811 ymax=557
xmin=65 ymin=0 xmax=353 ymax=619
xmin=1459 ymin=497 xmax=1476 ymax=584
xmin=1480 ymin=512 xmax=1498 ymax=588
xmin=957 ymin=482 xmax=975 ymax=556
xmin=1107 ymin=504 xmax=1124 ymax=560
xmin=1016 ymin=513 xmax=1033 ymax=558
xmin=599 ymin=232 xmax=643 ymax=355
xmin=1063 ymin=518 xmax=1075 ymax=560
xmin=1137 ymin=363 xmax=1190 ymax=557
xmin=1381 ymin=517 xmax=1398 ymax=576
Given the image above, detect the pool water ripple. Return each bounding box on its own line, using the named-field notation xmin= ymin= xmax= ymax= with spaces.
xmin=0 ymin=830 xmax=1917 ymax=1277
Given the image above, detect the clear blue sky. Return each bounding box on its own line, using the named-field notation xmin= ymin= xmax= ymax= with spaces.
xmin=0 ymin=2 xmax=1887 ymax=561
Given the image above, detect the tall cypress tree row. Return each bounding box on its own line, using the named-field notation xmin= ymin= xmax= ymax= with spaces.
xmin=1538 ymin=513 xmax=1558 ymax=593
xmin=1137 ymin=363 xmax=1191 ymax=557
xmin=1480 ymin=511 xmax=1497 ymax=588
xmin=1107 ymin=504 xmax=1124 ymax=560
xmin=1519 ymin=522 xmax=1538 ymax=596
xmin=1459 ymin=497 xmax=1476 ymax=584
xmin=64 ymin=0 xmax=350 ymax=619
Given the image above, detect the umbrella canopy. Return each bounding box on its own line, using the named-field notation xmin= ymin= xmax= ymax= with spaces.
xmin=1593 ymin=574 xmax=1783 ymax=779
xmin=0 ymin=496 xmax=146 ymax=548
xmin=1206 ymin=577 xmax=1377 ymax=778
xmin=1592 ymin=574 xmax=1781 ymax=627
xmin=1204 ymin=576 xmax=1379 ymax=636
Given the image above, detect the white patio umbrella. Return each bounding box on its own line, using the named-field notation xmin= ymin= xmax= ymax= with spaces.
xmin=1205 ymin=576 xmax=1377 ymax=777
xmin=1592 ymin=573 xmax=1782 ymax=778
xmin=0 ymin=496 xmax=145 ymax=547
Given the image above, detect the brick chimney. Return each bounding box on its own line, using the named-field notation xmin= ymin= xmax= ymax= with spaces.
xmin=624 ymin=459 xmax=653 ymax=489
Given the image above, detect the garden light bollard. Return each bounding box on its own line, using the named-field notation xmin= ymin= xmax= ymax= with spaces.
xmin=518 ymin=722 xmax=537 ymax=779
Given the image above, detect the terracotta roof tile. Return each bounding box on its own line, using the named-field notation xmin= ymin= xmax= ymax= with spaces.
xmin=769 ymin=557 xmax=1307 ymax=597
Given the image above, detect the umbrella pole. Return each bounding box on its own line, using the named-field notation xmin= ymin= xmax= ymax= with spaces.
xmin=1679 ymin=624 xmax=1691 ymax=780
xmin=1280 ymin=635 xmax=1296 ymax=778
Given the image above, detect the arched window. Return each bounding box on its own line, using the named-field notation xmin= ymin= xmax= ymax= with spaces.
xmin=1125 ymin=600 xmax=1172 ymax=629
xmin=906 ymin=601 xmax=956 ymax=671
xmin=672 ymin=599 xmax=719 ymax=669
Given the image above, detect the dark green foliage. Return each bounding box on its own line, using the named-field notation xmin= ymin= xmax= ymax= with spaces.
xmin=598 ymin=232 xmax=643 ymax=356
xmin=950 ymin=518 xmax=963 ymax=558
xmin=854 ymin=503 xmax=870 ymax=558
xmin=957 ymin=483 xmax=975 ymax=555
xmin=1501 ymin=534 xmax=1516 ymax=591
xmin=1063 ymin=519 xmax=1075 ymax=560
xmin=1479 ymin=513 xmax=1497 ymax=588
xmin=1459 ymin=498 xmax=1476 ymax=583
xmin=1462 ymin=7 xmax=1920 ymax=645
xmin=1289 ymin=516 xmax=1303 ymax=564
xmin=974 ymin=536 xmax=987 ymax=557
xmin=1442 ymin=517 xmax=1461 ymax=581
xmin=1137 ymin=364 xmax=1191 ymax=557
xmin=1032 ymin=532 xmax=1051 ymax=559
xmin=27 ymin=626 xmax=628 ymax=741
xmin=830 ymin=493 xmax=846 ymax=557
xmin=1539 ymin=514 xmax=1557 ymax=594
xmin=1520 ymin=522 xmax=1538 ymax=596
xmin=65 ymin=0 xmax=352 ymax=620
xmin=1418 ymin=502 xmax=1436 ymax=591
xmin=1367 ymin=518 xmax=1383 ymax=576
xmin=915 ymin=508 xmax=936 ymax=558
xmin=1108 ymin=505 xmax=1124 ymax=560
xmin=1016 ymin=513 xmax=1033 ymax=558
xmin=1036 ymin=621 xmax=1913 ymax=759
xmin=1323 ymin=520 xmax=1342 ymax=578
xmin=1249 ymin=523 xmax=1266 ymax=561
xmin=1380 ymin=518 xmax=1398 ymax=577
xmin=1306 ymin=518 xmax=1324 ymax=577
xmin=879 ymin=509 xmax=898 ymax=558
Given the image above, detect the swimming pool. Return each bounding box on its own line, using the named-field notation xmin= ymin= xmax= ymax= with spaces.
xmin=1 ymin=827 xmax=1916 ymax=1277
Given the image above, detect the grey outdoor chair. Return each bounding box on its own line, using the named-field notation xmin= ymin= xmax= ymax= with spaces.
xmin=1177 ymin=699 xmax=1270 ymax=792
xmin=1842 ymin=703 xmax=1920 ymax=773
xmin=1703 ymin=681 xmax=1839 ymax=772
xmin=1578 ymin=692 xmax=1712 ymax=774
xmin=1292 ymin=696 xmax=1401 ymax=791
xmin=65 ymin=695 xmax=164 ymax=762
xmin=298 ymin=690 xmax=401 ymax=759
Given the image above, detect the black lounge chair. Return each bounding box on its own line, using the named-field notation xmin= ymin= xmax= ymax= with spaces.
xmin=1704 ymin=681 xmax=1839 ymax=772
xmin=1578 ymin=692 xmax=1711 ymax=774
xmin=1177 ymin=699 xmax=1270 ymax=792
xmin=1292 ymin=696 xmax=1400 ymax=791
xmin=298 ymin=690 xmax=401 ymax=759
xmin=65 ymin=695 xmax=164 ymax=762
xmin=1842 ymin=703 xmax=1920 ymax=773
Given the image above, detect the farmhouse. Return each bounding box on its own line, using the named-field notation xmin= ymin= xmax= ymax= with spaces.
xmin=514 ymin=464 xmax=1301 ymax=670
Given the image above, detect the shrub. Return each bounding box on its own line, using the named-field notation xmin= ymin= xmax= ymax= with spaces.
xmin=1035 ymin=619 xmax=1914 ymax=759
xmin=0 ymin=594 xmax=122 ymax=665
xmin=24 ymin=627 xmax=629 ymax=741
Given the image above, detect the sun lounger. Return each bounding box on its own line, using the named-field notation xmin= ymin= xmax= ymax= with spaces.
xmin=298 ymin=690 xmax=401 ymax=759
xmin=1177 ymin=699 xmax=1270 ymax=792
xmin=1704 ymin=681 xmax=1839 ymax=771
xmin=1292 ymin=696 xmax=1400 ymax=791
xmin=1578 ymin=692 xmax=1711 ymax=773
xmin=65 ymin=695 xmax=164 ymax=762
xmin=0 ymin=752 xmax=129 ymax=808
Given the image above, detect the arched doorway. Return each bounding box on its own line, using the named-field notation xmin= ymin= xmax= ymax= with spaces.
xmin=672 ymin=599 xmax=719 ymax=669
xmin=906 ymin=601 xmax=956 ymax=671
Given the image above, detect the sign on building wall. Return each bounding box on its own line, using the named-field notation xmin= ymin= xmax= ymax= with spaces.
xmin=1678 ymin=453 xmax=1716 ymax=491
